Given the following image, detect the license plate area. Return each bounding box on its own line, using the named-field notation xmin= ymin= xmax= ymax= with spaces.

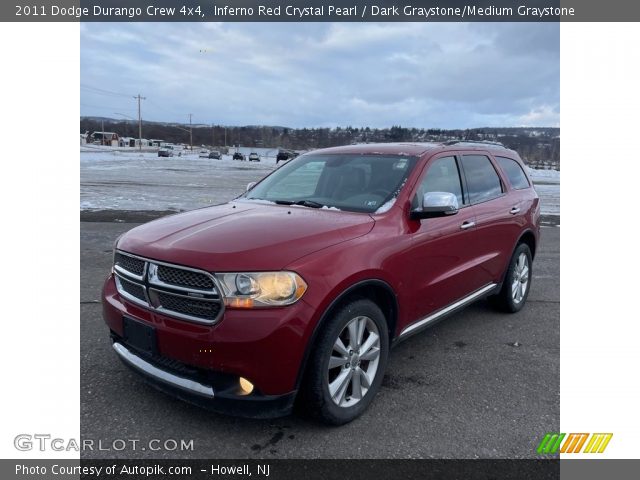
xmin=122 ymin=316 xmax=157 ymax=356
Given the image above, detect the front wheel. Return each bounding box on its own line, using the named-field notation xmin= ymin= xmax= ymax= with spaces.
xmin=490 ymin=243 xmax=533 ymax=313
xmin=300 ymin=298 xmax=389 ymax=425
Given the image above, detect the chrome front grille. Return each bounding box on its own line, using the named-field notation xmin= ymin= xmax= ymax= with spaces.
xmin=156 ymin=264 xmax=214 ymax=290
xmin=152 ymin=290 xmax=222 ymax=321
xmin=115 ymin=275 xmax=147 ymax=303
xmin=113 ymin=251 xmax=223 ymax=324
xmin=114 ymin=252 xmax=145 ymax=277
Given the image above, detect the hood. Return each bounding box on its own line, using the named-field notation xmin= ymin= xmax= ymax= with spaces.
xmin=117 ymin=201 xmax=375 ymax=271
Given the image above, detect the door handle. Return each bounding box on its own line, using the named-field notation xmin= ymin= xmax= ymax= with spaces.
xmin=510 ymin=207 xmax=521 ymax=215
xmin=460 ymin=221 xmax=476 ymax=230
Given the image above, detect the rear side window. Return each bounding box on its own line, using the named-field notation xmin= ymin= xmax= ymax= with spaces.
xmin=496 ymin=156 xmax=530 ymax=190
xmin=460 ymin=155 xmax=503 ymax=204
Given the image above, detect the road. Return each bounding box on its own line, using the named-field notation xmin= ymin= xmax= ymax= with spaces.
xmin=80 ymin=221 xmax=559 ymax=459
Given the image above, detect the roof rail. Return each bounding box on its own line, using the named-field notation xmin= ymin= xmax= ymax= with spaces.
xmin=443 ymin=140 xmax=505 ymax=147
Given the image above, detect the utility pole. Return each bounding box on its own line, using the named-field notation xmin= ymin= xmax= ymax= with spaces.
xmin=189 ymin=113 xmax=193 ymax=150
xmin=211 ymin=124 xmax=215 ymax=147
xmin=101 ymin=119 xmax=104 ymax=145
xmin=134 ymin=94 xmax=146 ymax=151
xmin=224 ymin=127 xmax=227 ymax=148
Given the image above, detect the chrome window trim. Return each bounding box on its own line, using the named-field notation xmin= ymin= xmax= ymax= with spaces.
xmin=113 ymin=342 xmax=215 ymax=398
xmin=113 ymin=250 xmax=225 ymax=325
xmin=399 ymin=283 xmax=497 ymax=339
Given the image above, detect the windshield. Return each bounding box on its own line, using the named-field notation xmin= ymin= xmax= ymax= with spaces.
xmin=242 ymin=154 xmax=418 ymax=213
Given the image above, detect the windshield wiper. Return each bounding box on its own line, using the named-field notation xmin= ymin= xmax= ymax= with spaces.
xmin=273 ymin=199 xmax=325 ymax=208
xmin=294 ymin=200 xmax=324 ymax=208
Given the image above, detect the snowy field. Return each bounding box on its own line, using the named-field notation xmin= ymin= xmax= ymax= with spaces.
xmin=81 ymin=150 xmax=559 ymax=216
xmin=81 ymin=150 xmax=275 ymax=212
xmin=526 ymin=166 xmax=560 ymax=217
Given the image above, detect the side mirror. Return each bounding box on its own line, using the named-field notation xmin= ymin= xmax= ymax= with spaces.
xmin=411 ymin=192 xmax=459 ymax=220
xmin=246 ymin=182 xmax=256 ymax=191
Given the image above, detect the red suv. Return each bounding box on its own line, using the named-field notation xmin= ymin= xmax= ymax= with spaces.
xmin=102 ymin=141 xmax=540 ymax=424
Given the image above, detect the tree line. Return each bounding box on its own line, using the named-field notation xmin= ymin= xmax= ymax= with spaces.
xmin=80 ymin=118 xmax=560 ymax=167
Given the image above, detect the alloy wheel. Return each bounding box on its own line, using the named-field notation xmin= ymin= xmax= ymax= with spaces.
xmin=326 ymin=316 xmax=381 ymax=408
xmin=511 ymin=252 xmax=530 ymax=304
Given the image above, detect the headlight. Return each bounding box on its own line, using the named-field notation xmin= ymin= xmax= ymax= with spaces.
xmin=217 ymin=272 xmax=307 ymax=308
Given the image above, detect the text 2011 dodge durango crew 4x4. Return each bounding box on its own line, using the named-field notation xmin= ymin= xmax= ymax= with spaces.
xmin=103 ymin=141 xmax=540 ymax=424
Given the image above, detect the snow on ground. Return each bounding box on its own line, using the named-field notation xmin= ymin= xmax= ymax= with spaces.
xmin=533 ymin=183 xmax=560 ymax=216
xmin=81 ymin=151 xmax=560 ymax=215
xmin=527 ymin=166 xmax=560 ymax=183
xmin=81 ymin=150 xmax=275 ymax=212
xmin=528 ymin=167 xmax=560 ymax=216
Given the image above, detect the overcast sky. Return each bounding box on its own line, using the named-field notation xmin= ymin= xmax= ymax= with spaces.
xmin=80 ymin=22 xmax=559 ymax=129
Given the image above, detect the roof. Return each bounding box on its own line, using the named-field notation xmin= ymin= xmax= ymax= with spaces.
xmin=311 ymin=141 xmax=515 ymax=157
xmin=93 ymin=131 xmax=117 ymax=135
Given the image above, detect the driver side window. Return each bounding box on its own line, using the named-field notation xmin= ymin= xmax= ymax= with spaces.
xmin=412 ymin=156 xmax=464 ymax=209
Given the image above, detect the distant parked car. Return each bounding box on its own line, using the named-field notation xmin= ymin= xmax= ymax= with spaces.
xmin=198 ymin=150 xmax=210 ymax=158
xmin=208 ymin=151 xmax=221 ymax=160
xmin=158 ymin=148 xmax=173 ymax=157
xmin=232 ymin=152 xmax=245 ymax=161
xmin=276 ymin=151 xmax=289 ymax=164
xmin=276 ymin=150 xmax=298 ymax=165
xmin=248 ymin=152 xmax=261 ymax=162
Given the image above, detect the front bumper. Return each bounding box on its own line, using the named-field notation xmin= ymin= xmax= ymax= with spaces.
xmin=102 ymin=273 xmax=318 ymax=415
xmin=113 ymin=342 xmax=214 ymax=397
xmin=112 ymin=340 xmax=296 ymax=418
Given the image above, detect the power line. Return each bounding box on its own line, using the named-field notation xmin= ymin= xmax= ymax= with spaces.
xmin=80 ymin=102 xmax=134 ymax=113
xmin=145 ymin=99 xmax=192 ymax=124
xmin=80 ymin=83 xmax=134 ymax=98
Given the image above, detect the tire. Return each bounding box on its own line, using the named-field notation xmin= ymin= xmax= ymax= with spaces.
xmin=489 ymin=243 xmax=533 ymax=313
xmin=300 ymin=298 xmax=389 ymax=425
